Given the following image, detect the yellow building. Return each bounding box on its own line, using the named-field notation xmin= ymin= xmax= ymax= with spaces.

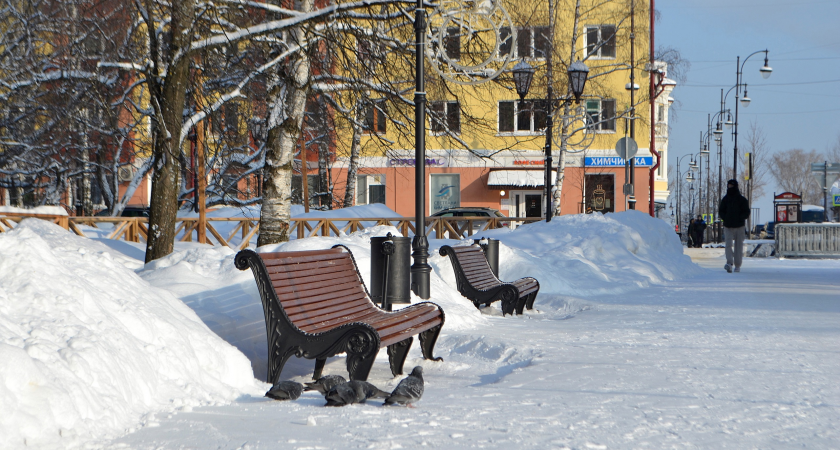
xmin=327 ymin=0 xmax=675 ymax=219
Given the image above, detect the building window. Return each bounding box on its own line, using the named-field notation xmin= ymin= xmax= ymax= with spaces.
xmin=363 ymin=100 xmax=387 ymax=134
xmin=585 ymin=99 xmax=616 ymax=132
xmin=357 ymin=174 xmax=385 ymax=205
xmin=585 ymin=25 xmax=616 ymax=58
xmin=498 ymin=100 xmax=547 ymax=134
xmin=430 ymin=101 xmax=460 ymax=134
xmin=657 ymin=104 xmax=665 ymax=122
xmin=500 ymin=26 xmax=550 ymax=59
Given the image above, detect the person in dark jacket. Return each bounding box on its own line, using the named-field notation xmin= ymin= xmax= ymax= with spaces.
xmin=687 ymin=218 xmax=696 ymax=247
xmin=719 ymin=179 xmax=750 ymax=272
xmin=693 ymin=215 xmax=707 ymax=248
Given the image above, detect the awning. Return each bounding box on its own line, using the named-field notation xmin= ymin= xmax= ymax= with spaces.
xmin=487 ymin=170 xmax=556 ymax=188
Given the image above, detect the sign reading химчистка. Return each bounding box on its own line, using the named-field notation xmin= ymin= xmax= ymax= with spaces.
xmin=585 ymin=156 xmax=653 ymax=167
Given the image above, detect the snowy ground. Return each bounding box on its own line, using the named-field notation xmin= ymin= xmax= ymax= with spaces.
xmin=3 ymin=212 xmax=839 ymax=449
xmin=99 ymin=249 xmax=840 ymax=449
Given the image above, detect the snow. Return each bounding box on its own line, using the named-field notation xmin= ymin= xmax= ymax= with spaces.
xmin=0 ymin=206 xmax=68 ymax=216
xmin=803 ymin=204 xmax=824 ymax=211
xmin=2 ymin=211 xmax=839 ymax=449
xmin=0 ymin=219 xmax=260 ymax=450
xmin=487 ymin=170 xmax=557 ymax=187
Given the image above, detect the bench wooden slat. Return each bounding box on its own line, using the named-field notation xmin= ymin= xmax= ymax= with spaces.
xmin=271 ymin=271 xmax=359 ymax=292
xmin=277 ymin=279 xmax=365 ymax=305
xmin=266 ymin=258 xmax=356 ymax=275
xmin=282 ymin=291 xmax=369 ymax=316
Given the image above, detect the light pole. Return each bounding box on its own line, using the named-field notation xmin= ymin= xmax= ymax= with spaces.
xmin=410 ymin=0 xmax=431 ymax=299
xmin=512 ymin=60 xmax=589 ymax=222
xmin=676 ymin=153 xmax=696 ymax=239
xmin=732 ymin=50 xmax=772 ymax=179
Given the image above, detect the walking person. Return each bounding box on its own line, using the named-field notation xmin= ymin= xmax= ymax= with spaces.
xmin=693 ymin=215 xmax=707 ymax=248
xmin=719 ymin=179 xmax=750 ymax=273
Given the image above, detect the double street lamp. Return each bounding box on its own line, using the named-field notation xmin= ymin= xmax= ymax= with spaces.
xmin=511 ymin=60 xmax=589 ymax=221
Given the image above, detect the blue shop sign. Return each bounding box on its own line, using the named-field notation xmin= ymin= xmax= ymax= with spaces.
xmin=834 ymin=195 xmax=840 ymax=207
xmin=585 ymin=156 xmax=653 ymax=167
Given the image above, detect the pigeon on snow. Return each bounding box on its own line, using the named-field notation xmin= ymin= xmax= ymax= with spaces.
xmin=384 ymin=366 xmax=424 ymax=407
xmin=304 ymin=374 xmax=346 ymax=395
xmin=325 ymin=380 xmax=389 ymax=406
xmin=265 ymin=380 xmax=304 ymax=401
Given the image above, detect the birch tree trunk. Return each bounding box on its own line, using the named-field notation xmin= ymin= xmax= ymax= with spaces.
xmin=553 ymin=0 xmax=582 ymax=217
xmin=258 ymin=0 xmax=313 ymax=246
xmin=342 ymin=100 xmax=364 ymax=208
xmin=144 ymin=0 xmax=195 ymax=263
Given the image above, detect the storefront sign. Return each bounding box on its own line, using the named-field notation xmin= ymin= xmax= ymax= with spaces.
xmin=512 ymin=159 xmax=545 ymax=166
xmin=389 ymin=157 xmax=447 ymax=167
xmin=585 ymin=156 xmax=653 ymax=167
xmin=430 ymin=174 xmax=460 ymax=214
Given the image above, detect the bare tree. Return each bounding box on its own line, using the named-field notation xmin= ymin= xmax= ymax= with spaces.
xmin=741 ymin=122 xmax=770 ymax=201
xmin=769 ymin=149 xmax=824 ymax=205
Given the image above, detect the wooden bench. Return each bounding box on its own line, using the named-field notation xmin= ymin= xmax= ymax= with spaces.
xmin=235 ymin=246 xmax=444 ymax=385
xmin=439 ymin=244 xmax=539 ymax=316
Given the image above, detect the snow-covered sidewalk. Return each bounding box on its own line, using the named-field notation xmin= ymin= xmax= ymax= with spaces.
xmin=105 ymin=250 xmax=840 ymax=449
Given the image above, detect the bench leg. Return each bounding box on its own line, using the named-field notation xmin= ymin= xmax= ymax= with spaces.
xmin=387 ymin=337 xmax=413 ymax=377
xmin=525 ymin=292 xmax=538 ymax=310
xmin=267 ymin=345 xmax=297 ymax=386
xmin=418 ymin=325 xmax=444 ymax=362
xmin=500 ymin=286 xmax=519 ymax=316
xmin=514 ymin=296 xmax=527 ymax=315
xmin=313 ymin=358 xmax=327 ymax=380
xmin=344 ymin=328 xmax=379 ymax=381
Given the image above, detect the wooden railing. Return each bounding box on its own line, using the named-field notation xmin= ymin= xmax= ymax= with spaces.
xmin=0 ymin=213 xmax=542 ymax=250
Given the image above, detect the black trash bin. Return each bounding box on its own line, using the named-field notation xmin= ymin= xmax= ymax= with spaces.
xmin=370 ymin=233 xmax=411 ymax=311
xmin=473 ymin=237 xmax=500 ymax=278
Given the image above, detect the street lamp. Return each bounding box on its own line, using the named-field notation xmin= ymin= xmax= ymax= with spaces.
xmin=511 ymin=60 xmax=589 ymax=221
xmin=732 ymin=49 xmax=771 ymax=179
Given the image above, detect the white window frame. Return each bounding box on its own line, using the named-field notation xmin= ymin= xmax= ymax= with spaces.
xmin=356 ymin=174 xmax=386 ymax=205
xmin=497 ymin=100 xmax=548 ymax=136
xmin=499 ymin=26 xmax=550 ymax=60
xmin=584 ymin=24 xmax=617 ymax=60
xmin=585 ymin=99 xmax=617 ymax=133
xmin=429 ymin=101 xmax=461 ymax=135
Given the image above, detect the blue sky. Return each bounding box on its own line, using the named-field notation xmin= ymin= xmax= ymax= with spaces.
xmin=657 ymin=0 xmax=840 ymax=219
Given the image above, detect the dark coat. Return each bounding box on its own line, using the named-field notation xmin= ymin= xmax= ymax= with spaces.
xmin=694 ymin=220 xmax=707 ymax=236
xmin=719 ymin=187 xmax=750 ymax=228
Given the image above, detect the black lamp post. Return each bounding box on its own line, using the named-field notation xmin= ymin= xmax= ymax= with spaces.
xmin=511 ymin=60 xmax=588 ymax=221
xmin=732 ymin=50 xmax=772 ymax=179
xmin=410 ymin=0 xmax=431 ymax=299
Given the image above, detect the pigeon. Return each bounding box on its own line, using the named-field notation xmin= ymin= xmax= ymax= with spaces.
xmin=324 ymin=380 xmax=390 ymax=407
xmin=265 ymin=380 xmax=304 ymax=401
xmin=384 ymin=366 xmax=424 ymax=407
xmin=304 ymin=375 xmax=347 ymax=395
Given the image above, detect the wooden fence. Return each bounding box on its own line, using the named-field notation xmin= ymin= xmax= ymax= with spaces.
xmin=0 ymin=213 xmax=542 ymax=250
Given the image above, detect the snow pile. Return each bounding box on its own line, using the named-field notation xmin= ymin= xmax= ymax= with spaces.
xmin=0 ymin=206 xmax=68 ymax=216
xmin=140 ymin=225 xmax=486 ymax=382
xmin=458 ymin=210 xmax=701 ymax=297
xmin=0 ymin=220 xmax=259 ymax=450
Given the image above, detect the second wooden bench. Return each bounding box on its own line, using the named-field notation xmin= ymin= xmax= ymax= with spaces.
xmin=439 ymin=244 xmax=539 ymax=316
